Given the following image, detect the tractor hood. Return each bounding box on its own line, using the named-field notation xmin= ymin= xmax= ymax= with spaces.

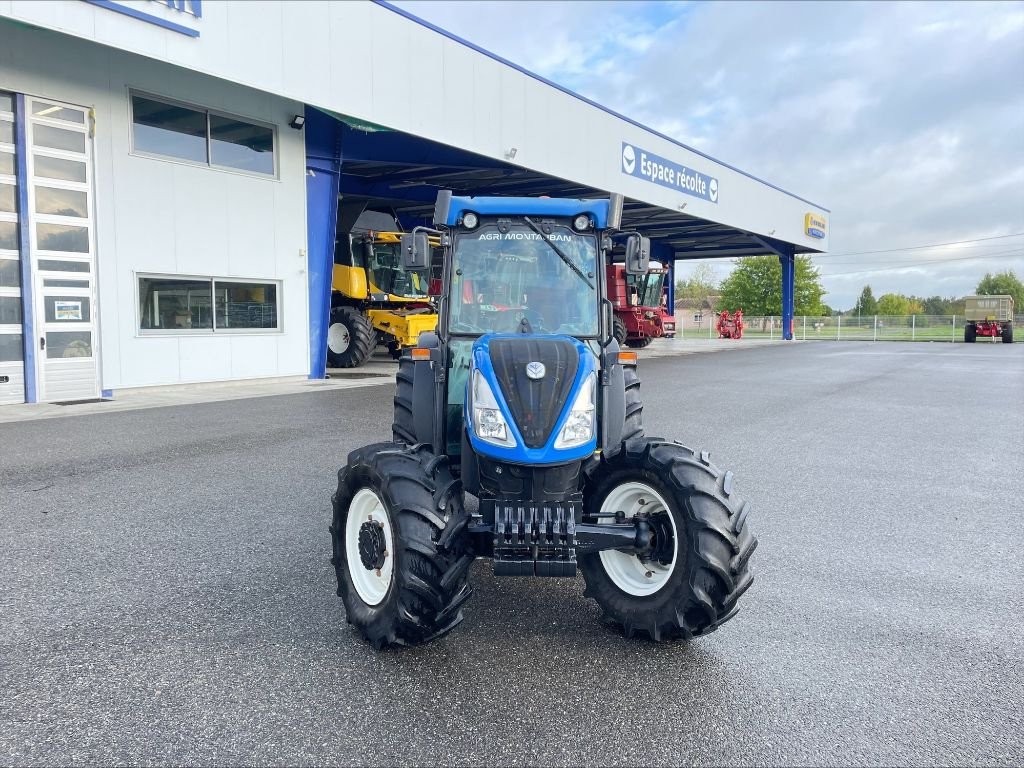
xmin=466 ymin=334 xmax=598 ymax=465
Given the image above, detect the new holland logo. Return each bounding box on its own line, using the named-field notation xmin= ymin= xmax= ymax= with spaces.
xmin=804 ymin=213 xmax=827 ymax=240
xmin=621 ymin=144 xmax=636 ymax=174
xmin=526 ymin=362 xmax=546 ymax=380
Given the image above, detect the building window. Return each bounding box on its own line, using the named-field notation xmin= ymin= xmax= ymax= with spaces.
xmin=129 ymin=92 xmax=276 ymax=177
xmin=138 ymin=275 xmax=280 ymax=333
xmin=209 ymin=115 xmax=275 ymax=175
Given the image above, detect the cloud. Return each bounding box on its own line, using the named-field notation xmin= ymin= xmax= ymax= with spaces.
xmin=395 ymin=0 xmax=1024 ymax=309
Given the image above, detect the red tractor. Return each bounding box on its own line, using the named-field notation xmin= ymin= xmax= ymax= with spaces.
xmin=717 ymin=309 xmax=744 ymax=339
xmin=607 ymin=260 xmax=676 ymax=348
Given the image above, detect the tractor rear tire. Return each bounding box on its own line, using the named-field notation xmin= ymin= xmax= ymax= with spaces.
xmin=613 ymin=316 xmax=627 ymax=347
xmin=964 ymin=322 xmax=976 ymax=343
xmin=392 ymin=356 xmax=420 ymax=447
xmin=579 ymin=437 xmax=757 ymax=641
xmin=626 ymin=336 xmax=652 ymax=349
xmin=623 ymin=363 xmax=643 ymax=442
xmin=327 ymin=306 xmax=374 ymax=368
xmin=1003 ymin=324 xmax=1013 ymax=344
xmin=330 ymin=443 xmax=473 ymax=648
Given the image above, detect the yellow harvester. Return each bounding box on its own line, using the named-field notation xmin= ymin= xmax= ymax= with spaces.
xmin=327 ymin=231 xmax=439 ymax=367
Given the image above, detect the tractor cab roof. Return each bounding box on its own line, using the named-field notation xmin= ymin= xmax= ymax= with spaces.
xmin=442 ymin=195 xmax=612 ymax=229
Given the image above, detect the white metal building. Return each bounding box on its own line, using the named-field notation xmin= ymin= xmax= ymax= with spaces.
xmin=0 ymin=0 xmax=829 ymax=406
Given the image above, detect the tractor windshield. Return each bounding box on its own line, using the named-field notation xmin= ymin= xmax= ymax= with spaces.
xmin=448 ymin=223 xmax=599 ymax=336
xmin=368 ymin=242 xmax=429 ymax=299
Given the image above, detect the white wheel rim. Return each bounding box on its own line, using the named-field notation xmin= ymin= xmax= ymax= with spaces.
xmin=598 ymin=481 xmax=678 ymax=596
xmin=345 ymin=487 xmax=395 ymax=606
xmin=328 ymin=322 xmax=351 ymax=354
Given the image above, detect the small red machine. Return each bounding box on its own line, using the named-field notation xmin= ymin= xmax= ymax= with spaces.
xmin=717 ymin=309 xmax=744 ymax=339
xmin=606 ymin=261 xmax=676 ymax=348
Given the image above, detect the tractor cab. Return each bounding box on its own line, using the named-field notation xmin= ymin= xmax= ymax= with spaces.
xmin=398 ymin=193 xmax=647 ymax=461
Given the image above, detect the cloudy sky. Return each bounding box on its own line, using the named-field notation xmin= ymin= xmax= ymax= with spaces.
xmin=394 ymin=0 xmax=1024 ymax=309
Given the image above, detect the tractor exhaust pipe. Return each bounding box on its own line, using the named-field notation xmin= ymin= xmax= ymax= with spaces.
xmin=607 ymin=192 xmax=625 ymax=230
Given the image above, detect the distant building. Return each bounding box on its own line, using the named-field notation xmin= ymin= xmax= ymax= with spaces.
xmin=675 ymin=295 xmax=721 ymax=314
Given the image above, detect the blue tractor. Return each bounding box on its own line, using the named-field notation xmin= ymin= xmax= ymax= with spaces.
xmin=330 ymin=192 xmax=757 ymax=647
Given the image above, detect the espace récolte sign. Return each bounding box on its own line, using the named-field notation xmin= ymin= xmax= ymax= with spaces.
xmin=620 ymin=142 xmax=719 ymax=204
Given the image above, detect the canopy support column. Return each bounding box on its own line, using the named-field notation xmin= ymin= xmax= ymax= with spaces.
xmin=752 ymin=235 xmax=797 ymax=341
xmin=780 ymin=248 xmax=795 ymax=341
xmin=304 ymin=106 xmax=343 ymax=379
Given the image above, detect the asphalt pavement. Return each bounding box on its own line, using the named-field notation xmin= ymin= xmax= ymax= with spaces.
xmin=1 ymin=341 xmax=1022 ymax=766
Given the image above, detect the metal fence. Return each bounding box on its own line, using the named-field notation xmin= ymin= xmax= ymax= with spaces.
xmin=674 ymin=314 xmax=1024 ymax=342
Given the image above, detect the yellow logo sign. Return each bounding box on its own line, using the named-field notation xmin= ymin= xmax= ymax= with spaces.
xmin=804 ymin=213 xmax=827 ymax=240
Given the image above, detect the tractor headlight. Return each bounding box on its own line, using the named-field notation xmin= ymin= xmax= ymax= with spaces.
xmin=554 ymin=373 xmax=596 ymax=449
xmin=472 ymin=370 xmax=515 ymax=447
xmin=573 ymin=214 xmax=591 ymax=231
xmin=462 ymin=212 xmax=479 ymax=229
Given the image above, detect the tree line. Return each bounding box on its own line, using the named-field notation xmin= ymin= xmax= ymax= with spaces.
xmin=851 ymin=271 xmax=1023 ymax=316
xmin=676 ymin=258 xmax=1023 ymax=317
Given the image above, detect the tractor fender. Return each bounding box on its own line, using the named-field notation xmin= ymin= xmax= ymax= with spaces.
xmin=600 ymin=340 xmax=626 ymax=454
xmin=412 ymin=352 xmax=438 ymax=445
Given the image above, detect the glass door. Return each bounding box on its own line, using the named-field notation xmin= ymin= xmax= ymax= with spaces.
xmin=26 ymin=96 xmax=100 ymax=402
xmin=0 ymin=91 xmax=25 ymax=405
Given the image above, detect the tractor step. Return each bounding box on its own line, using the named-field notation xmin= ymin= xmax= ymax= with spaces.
xmin=484 ymin=499 xmax=580 ymax=577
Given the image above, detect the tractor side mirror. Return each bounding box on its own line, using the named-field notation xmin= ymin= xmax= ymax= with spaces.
xmin=400 ymin=232 xmax=430 ymax=271
xmin=624 ymin=234 xmax=650 ymax=276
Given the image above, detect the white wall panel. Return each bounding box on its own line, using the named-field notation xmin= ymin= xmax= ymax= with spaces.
xmin=226 ymin=2 xmax=284 ymax=99
xmin=229 ymin=334 xmax=279 ymax=379
xmin=178 ymin=335 xmax=231 ymax=382
xmin=281 ymin=1 xmax=332 ymax=108
xmin=222 ymin=174 xmax=276 ymax=278
xmin=328 ymin=2 xmax=375 ymax=123
xmin=115 ymin=159 xmax=179 ymax=272
xmin=521 ymin=78 xmax=554 ymax=179
xmin=368 ymin=8 xmax=414 ymax=134
xmin=120 ymin=334 xmax=179 ymax=387
xmin=410 ymin=26 xmax=445 ymax=140
xmin=471 ymin=56 xmax=503 ymax=158
xmin=438 ymin=42 xmax=476 ymax=152
xmin=171 ymin=163 xmax=229 ymax=276
xmin=278 ymin=328 xmax=307 ymax=375
xmin=498 ymin=67 xmax=526 ymax=170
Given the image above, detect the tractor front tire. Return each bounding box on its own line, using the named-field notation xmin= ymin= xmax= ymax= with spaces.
xmin=579 ymin=438 xmax=757 ymax=641
xmin=1003 ymin=324 xmax=1013 ymax=344
xmin=613 ymin=316 xmax=627 ymax=347
xmin=327 ymin=306 xmax=374 ymax=368
xmin=626 ymin=336 xmax=653 ymax=349
xmin=964 ymin=322 xmax=976 ymax=343
xmin=330 ymin=443 xmax=473 ymax=648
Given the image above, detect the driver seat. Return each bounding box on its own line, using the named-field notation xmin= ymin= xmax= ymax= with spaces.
xmin=525 ymin=283 xmax=566 ymax=330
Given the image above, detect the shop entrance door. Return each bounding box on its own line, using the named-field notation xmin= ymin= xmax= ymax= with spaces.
xmin=25 ymin=96 xmax=100 ymax=402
